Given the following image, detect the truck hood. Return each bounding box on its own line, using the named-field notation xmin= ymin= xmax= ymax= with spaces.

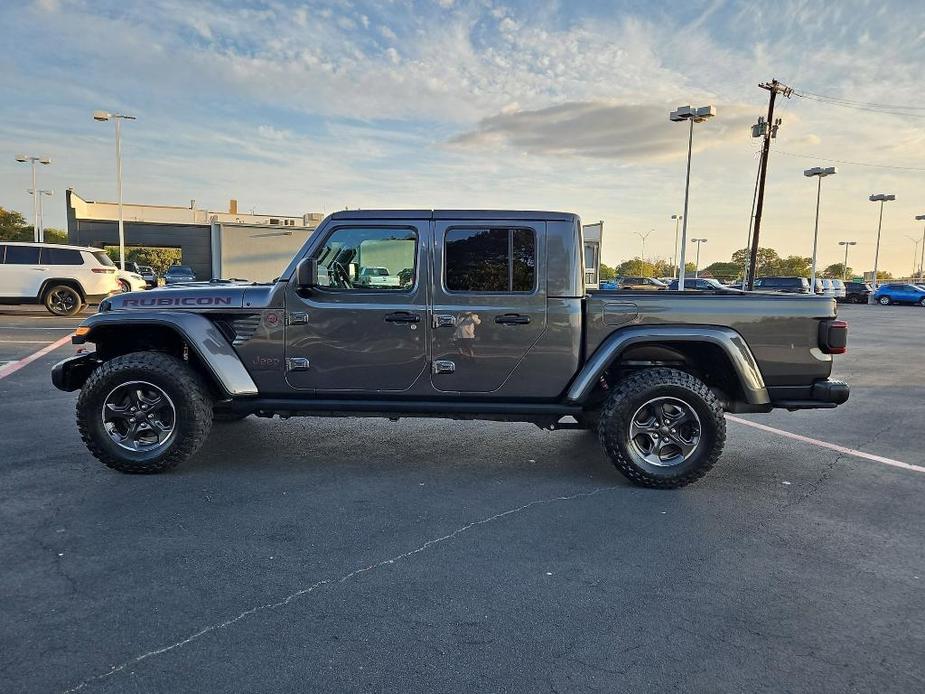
xmin=102 ymin=284 xmax=272 ymax=311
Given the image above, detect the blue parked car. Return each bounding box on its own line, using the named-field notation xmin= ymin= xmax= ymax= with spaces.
xmin=872 ymin=283 xmax=925 ymax=306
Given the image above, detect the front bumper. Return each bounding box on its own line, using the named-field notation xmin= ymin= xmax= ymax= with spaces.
xmin=51 ymin=352 xmax=100 ymax=392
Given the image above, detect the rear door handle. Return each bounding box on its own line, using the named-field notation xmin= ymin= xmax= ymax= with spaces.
xmin=495 ymin=313 xmax=530 ymax=325
xmin=384 ymin=311 xmax=421 ymax=323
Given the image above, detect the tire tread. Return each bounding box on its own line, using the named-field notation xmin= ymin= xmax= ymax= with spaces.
xmin=598 ymin=367 xmax=726 ymax=489
xmin=76 ymin=352 xmax=212 ymax=473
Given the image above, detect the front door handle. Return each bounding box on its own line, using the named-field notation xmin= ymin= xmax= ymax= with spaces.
xmin=384 ymin=311 xmax=421 ymax=323
xmin=495 ymin=313 xmax=530 ymax=325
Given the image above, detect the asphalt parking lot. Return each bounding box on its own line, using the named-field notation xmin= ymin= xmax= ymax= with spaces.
xmin=1 ymin=303 xmax=923 ymax=693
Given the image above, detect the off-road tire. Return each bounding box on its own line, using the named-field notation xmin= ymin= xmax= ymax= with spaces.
xmin=76 ymin=352 xmax=213 ymax=473
xmin=43 ymin=284 xmax=83 ymax=316
xmin=598 ymin=367 xmax=725 ymax=489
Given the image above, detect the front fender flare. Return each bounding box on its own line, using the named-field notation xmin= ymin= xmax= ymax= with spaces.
xmin=73 ymin=311 xmax=258 ymax=397
xmin=566 ymin=325 xmax=769 ymax=405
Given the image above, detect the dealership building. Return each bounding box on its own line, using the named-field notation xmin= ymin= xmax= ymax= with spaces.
xmin=66 ymin=189 xmax=323 ymax=282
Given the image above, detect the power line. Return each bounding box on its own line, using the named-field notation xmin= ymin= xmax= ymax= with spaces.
xmin=773 ymin=149 xmax=925 ymax=172
xmin=794 ymin=94 xmax=925 ymax=119
xmin=794 ymin=88 xmax=925 ymax=111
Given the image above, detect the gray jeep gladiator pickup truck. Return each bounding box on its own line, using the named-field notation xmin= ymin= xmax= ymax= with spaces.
xmin=52 ymin=210 xmax=849 ymax=488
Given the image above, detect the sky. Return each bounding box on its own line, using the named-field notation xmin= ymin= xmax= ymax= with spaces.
xmin=2 ymin=0 xmax=925 ymax=275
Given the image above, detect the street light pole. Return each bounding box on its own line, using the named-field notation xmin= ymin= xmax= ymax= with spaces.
xmin=868 ymin=193 xmax=895 ymax=293
xmin=15 ymin=154 xmax=51 ymax=242
xmin=916 ymin=215 xmax=925 ymax=283
xmin=691 ymin=238 xmax=707 ymax=277
xmin=671 ymin=214 xmax=682 ymax=278
xmin=93 ymin=111 xmax=136 ymax=270
xmin=28 ymin=189 xmax=54 ymax=242
xmin=838 ymin=241 xmax=856 ymax=281
xmin=804 ymin=166 xmax=837 ymax=290
xmin=670 ymin=104 xmax=716 ymax=290
xmin=906 ymin=236 xmax=922 ymax=279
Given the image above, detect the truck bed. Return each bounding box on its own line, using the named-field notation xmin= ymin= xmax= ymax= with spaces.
xmin=585 ymin=289 xmax=838 ymax=388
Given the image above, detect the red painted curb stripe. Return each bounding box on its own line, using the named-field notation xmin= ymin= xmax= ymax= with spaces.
xmin=0 ymin=334 xmax=73 ymax=380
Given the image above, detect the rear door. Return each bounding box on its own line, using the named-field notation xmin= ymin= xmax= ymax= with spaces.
xmin=284 ymin=222 xmax=429 ymax=392
xmin=430 ymin=220 xmax=546 ymax=393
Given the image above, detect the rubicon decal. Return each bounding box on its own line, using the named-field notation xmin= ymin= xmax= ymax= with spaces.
xmin=122 ymin=296 xmax=235 ymax=307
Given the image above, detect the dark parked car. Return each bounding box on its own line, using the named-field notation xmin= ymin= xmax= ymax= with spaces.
xmin=872 ymin=283 xmax=925 ymax=306
xmin=666 ymin=277 xmax=727 ymax=291
xmin=839 ymin=281 xmax=872 ymax=304
xmin=164 ymin=265 xmax=197 ymax=285
xmin=753 ymin=276 xmax=811 ymax=294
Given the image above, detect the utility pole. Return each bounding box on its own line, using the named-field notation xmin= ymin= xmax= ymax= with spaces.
xmin=747 ymin=79 xmax=792 ymax=289
xmin=635 ymin=229 xmax=653 ymax=260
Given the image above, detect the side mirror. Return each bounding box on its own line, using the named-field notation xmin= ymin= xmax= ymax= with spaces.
xmin=296 ymin=257 xmax=318 ymax=289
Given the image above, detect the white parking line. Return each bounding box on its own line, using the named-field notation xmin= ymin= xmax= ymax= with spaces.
xmin=0 ymin=334 xmax=73 ymax=380
xmin=727 ymin=415 xmax=925 ymax=474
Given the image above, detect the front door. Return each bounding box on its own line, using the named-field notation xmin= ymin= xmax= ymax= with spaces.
xmin=430 ymin=221 xmax=546 ymax=393
xmin=285 ymin=223 xmax=428 ymax=392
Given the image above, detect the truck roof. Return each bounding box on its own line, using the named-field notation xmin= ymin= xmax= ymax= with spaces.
xmin=328 ymin=209 xmax=579 ymax=222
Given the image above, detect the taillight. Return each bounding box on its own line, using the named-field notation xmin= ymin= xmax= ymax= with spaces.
xmin=91 ymin=267 xmax=115 ymax=273
xmin=819 ymin=319 xmax=848 ymax=354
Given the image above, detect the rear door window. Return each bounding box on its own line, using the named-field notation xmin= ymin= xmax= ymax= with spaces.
xmin=40 ymin=247 xmax=84 ymax=265
xmin=5 ymin=246 xmax=40 ymax=264
xmin=91 ymin=251 xmax=115 ymax=267
xmin=445 ymin=228 xmax=536 ymax=293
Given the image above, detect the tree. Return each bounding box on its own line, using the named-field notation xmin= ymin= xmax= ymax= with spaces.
xmin=599 ymin=263 xmax=616 ymax=281
xmin=773 ymin=255 xmax=812 ymax=276
xmin=732 ymin=247 xmax=779 ymax=277
xmin=0 ymin=207 xmax=67 ymax=243
xmin=822 ymin=263 xmax=851 ymax=279
xmin=702 ymin=261 xmax=741 ymax=280
xmin=0 ymin=207 xmax=33 ymax=242
xmin=616 ymin=258 xmax=657 ymax=277
xmin=876 ymin=270 xmax=893 ymax=280
xmin=104 ymin=246 xmax=182 ymax=274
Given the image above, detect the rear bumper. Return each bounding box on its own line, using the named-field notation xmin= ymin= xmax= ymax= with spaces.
xmin=51 ymin=352 xmax=100 ymax=392
xmin=769 ymin=379 xmax=850 ymax=410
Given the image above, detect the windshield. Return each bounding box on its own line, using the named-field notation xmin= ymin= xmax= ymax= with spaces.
xmin=167 ymin=266 xmax=193 ymax=275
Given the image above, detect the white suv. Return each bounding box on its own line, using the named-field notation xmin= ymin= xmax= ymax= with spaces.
xmin=0 ymin=242 xmax=120 ymax=316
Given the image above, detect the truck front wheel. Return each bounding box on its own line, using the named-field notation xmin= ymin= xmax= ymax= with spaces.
xmin=598 ymin=368 xmax=725 ymax=489
xmin=76 ymin=352 xmax=213 ymax=474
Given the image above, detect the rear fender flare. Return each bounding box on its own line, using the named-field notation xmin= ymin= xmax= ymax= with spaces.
xmin=566 ymin=325 xmax=769 ymax=405
xmin=74 ymin=311 xmax=258 ymax=396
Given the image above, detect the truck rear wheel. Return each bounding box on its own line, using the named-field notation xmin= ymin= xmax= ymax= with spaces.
xmin=598 ymin=367 xmax=725 ymax=489
xmin=76 ymin=352 xmax=213 ymax=474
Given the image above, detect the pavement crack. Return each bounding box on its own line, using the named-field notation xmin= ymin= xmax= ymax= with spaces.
xmin=62 ymin=484 xmax=618 ymax=693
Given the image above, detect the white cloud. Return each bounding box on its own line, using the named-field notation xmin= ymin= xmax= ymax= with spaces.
xmin=256 ymin=125 xmax=291 ymax=141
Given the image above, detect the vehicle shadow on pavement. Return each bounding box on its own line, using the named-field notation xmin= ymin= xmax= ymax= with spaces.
xmin=190 ymin=416 xmax=622 ymax=484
